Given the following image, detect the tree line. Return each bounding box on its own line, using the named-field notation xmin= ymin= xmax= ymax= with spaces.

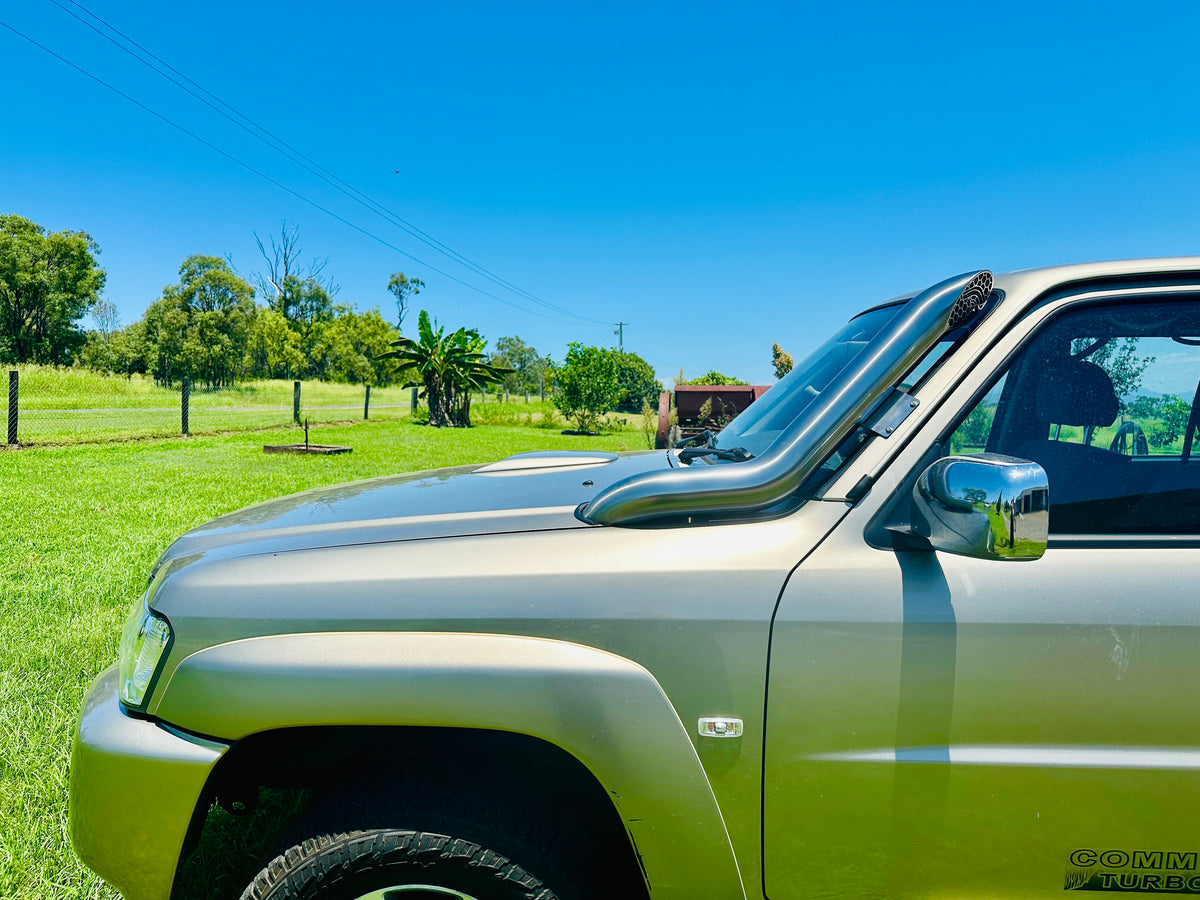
xmin=0 ymin=214 xmax=671 ymax=428
xmin=0 ymin=215 xmax=415 ymax=387
xmin=82 ymin=253 xmax=407 ymax=388
xmin=84 ymin=222 xmax=426 ymax=388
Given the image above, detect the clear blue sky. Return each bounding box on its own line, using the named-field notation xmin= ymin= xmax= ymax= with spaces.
xmin=5 ymin=0 xmax=1200 ymax=384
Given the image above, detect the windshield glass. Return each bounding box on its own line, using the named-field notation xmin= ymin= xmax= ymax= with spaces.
xmin=715 ymin=303 xmax=904 ymax=458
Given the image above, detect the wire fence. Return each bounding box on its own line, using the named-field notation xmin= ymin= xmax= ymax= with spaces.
xmin=2 ymin=367 xmax=420 ymax=446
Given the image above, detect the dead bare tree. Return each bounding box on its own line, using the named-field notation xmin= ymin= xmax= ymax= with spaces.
xmin=251 ymin=222 xmax=339 ymax=322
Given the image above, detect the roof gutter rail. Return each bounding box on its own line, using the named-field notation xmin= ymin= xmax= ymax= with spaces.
xmin=581 ymin=270 xmax=993 ymax=526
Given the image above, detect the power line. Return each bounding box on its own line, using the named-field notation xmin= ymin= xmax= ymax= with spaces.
xmin=47 ymin=0 xmax=612 ymax=328
xmin=55 ymin=0 xmax=607 ymax=326
xmin=0 ymin=16 xmax=588 ymax=327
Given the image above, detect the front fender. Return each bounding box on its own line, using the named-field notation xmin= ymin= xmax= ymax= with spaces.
xmin=154 ymin=632 xmax=746 ymax=900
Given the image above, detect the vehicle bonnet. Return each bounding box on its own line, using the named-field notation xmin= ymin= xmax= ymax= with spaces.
xmin=150 ymin=450 xmax=665 ymax=576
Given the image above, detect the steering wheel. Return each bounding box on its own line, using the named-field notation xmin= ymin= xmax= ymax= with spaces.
xmin=1109 ymin=420 xmax=1148 ymax=456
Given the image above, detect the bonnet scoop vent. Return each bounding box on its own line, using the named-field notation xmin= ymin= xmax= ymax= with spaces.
xmin=476 ymin=451 xmax=620 ymax=473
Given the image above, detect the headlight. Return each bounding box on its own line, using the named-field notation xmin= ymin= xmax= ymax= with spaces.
xmin=118 ymin=596 xmax=173 ymax=710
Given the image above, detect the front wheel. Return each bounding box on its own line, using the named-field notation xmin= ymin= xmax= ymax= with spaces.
xmin=240 ymin=827 xmax=563 ymax=900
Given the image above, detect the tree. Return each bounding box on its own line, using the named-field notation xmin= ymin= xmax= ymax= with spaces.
xmin=491 ymin=335 xmax=550 ymax=396
xmin=90 ymin=300 xmax=121 ymax=336
xmin=289 ymin=278 xmax=336 ymax=337
xmin=0 ymin=214 xmax=106 ymax=364
xmin=243 ymin=222 xmax=354 ymax=380
xmin=678 ymin=370 xmax=748 ymax=386
xmin=143 ymin=255 xmax=256 ymax=387
xmin=1146 ymin=395 xmax=1191 ymax=448
xmin=252 ymin=223 xmax=337 ymax=330
xmin=378 ymin=310 xmax=510 ymax=426
xmin=954 ymin=403 xmax=996 ymax=452
xmin=772 ymin=342 xmax=794 ymax=379
xmin=245 ymin=308 xmax=305 ymax=379
xmin=78 ymin=300 xmax=125 ymax=373
xmin=387 ymin=272 xmax=425 ymax=330
xmin=108 ymin=324 xmax=147 ymax=376
xmin=553 ymin=343 xmax=621 ymax=432
xmin=611 ymin=350 xmax=662 ymax=413
xmin=79 ymin=321 xmax=147 ymax=376
xmin=319 ymin=308 xmax=402 ymax=385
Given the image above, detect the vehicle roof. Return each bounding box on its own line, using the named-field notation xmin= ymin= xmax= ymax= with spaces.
xmin=856 ymin=257 xmax=1200 ymax=320
xmin=993 ymin=255 xmax=1200 ymax=298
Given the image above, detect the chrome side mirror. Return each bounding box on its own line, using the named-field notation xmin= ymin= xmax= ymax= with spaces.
xmin=909 ymin=453 xmax=1048 ymax=560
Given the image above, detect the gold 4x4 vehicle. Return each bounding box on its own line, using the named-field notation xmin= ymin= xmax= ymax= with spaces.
xmin=72 ymin=260 xmax=1200 ymax=900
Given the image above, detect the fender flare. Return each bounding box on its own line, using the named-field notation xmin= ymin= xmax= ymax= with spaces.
xmin=155 ymin=631 xmax=746 ymax=900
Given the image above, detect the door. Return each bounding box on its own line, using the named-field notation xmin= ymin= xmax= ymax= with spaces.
xmin=764 ymin=292 xmax=1200 ymax=898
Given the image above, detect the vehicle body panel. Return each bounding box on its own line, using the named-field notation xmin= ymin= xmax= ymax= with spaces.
xmin=768 ymin=520 xmax=1200 ymax=898
xmin=144 ymin=502 xmax=848 ymax=898
xmin=71 ymin=667 xmax=226 ymax=900
xmin=153 ymin=450 xmax=662 ymax=567
xmin=158 ymin=632 xmax=748 ymax=899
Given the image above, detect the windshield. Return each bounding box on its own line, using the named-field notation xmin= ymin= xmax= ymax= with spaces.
xmin=715 ymin=303 xmax=905 ymax=458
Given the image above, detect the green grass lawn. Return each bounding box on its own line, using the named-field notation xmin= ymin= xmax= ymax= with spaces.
xmin=6 ymin=366 xmax=418 ymax=442
xmin=2 ymin=365 xmax=600 ymax=445
xmin=0 ymin=418 xmax=642 ymax=900
xmin=8 ymin=365 xmax=403 ymax=410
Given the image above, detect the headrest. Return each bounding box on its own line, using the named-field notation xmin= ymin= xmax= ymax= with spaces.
xmin=1035 ymin=357 xmax=1118 ymax=427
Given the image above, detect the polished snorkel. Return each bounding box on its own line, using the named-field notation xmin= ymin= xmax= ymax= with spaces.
xmin=581 ymin=270 xmax=994 ymax=526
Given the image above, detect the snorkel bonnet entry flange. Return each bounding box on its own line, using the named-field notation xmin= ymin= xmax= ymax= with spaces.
xmin=581 ymin=270 xmax=995 ymax=527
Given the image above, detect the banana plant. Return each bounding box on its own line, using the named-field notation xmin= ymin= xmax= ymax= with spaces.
xmin=378 ymin=310 xmax=513 ymax=426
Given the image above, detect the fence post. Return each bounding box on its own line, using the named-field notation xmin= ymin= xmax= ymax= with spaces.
xmin=7 ymin=371 xmax=17 ymax=445
xmin=410 ymin=387 xmax=418 ymax=414
xmin=293 ymin=381 xmax=301 ymax=424
xmin=364 ymin=384 xmax=371 ymax=420
xmin=181 ymin=379 xmax=190 ymax=436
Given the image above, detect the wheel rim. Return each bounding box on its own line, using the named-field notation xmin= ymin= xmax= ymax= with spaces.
xmin=353 ymin=887 xmax=483 ymax=900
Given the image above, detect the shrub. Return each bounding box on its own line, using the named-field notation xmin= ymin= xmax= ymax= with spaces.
xmin=640 ymin=398 xmax=657 ymax=448
xmin=553 ymin=343 xmax=620 ymax=432
xmin=612 ymin=351 xmax=662 ymax=413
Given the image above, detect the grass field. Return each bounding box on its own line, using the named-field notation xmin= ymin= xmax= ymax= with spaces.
xmin=0 ymin=417 xmax=642 ymax=900
xmin=4 ymin=365 xmax=577 ymax=444
xmin=9 ymin=365 xmax=404 ymax=409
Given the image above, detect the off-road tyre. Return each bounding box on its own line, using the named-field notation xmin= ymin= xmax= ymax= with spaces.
xmin=239 ymin=784 xmax=589 ymax=900
xmin=239 ymin=827 xmax=560 ymax=900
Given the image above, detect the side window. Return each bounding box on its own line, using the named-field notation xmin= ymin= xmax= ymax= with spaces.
xmin=949 ymin=298 xmax=1200 ymax=535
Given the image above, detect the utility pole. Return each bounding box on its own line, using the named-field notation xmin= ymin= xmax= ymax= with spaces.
xmin=613 ymin=322 xmax=628 ymax=351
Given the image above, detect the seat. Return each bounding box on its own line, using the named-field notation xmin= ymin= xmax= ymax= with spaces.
xmin=1012 ymin=356 xmax=1129 ymax=510
xmin=1034 ymin=357 xmax=1119 ymax=429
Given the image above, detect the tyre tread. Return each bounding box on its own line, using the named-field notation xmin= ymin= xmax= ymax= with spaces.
xmin=241 ymin=824 xmax=559 ymax=900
